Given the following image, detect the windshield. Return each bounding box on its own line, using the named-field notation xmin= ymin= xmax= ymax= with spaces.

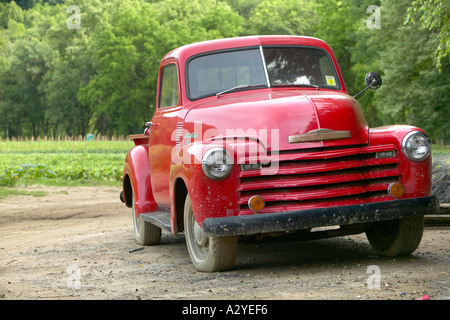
xmin=188 ymin=48 xmax=267 ymax=100
xmin=187 ymin=46 xmax=340 ymax=100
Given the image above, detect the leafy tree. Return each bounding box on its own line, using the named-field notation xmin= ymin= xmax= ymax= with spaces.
xmin=225 ymin=0 xmax=263 ymax=19
xmin=152 ymin=0 xmax=243 ymax=53
xmin=38 ymin=0 xmax=101 ymax=137
xmin=78 ymin=0 xmax=244 ymax=136
xmin=0 ymin=4 xmax=28 ymax=138
xmin=246 ymin=0 xmax=317 ymax=36
xmin=372 ymin=0 xmax=450 ymax=142
xmin=407 ymin=0 xmax=450 ymax=70
xmin=77 ymin=0 xmax=160 ymax=136
xmin=11 ymin=37 xmax=56 ymax=137
xmin=0 ymin=1 xmax=24 ymax=28
xmin=0 ymin=31 xmax=18 ymax=138
xmin=40 ymin=44 xmax=94 ymax=137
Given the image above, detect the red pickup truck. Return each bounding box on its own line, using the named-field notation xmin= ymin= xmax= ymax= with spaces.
xmin=120 ymin=36 xmax=439 ymax=272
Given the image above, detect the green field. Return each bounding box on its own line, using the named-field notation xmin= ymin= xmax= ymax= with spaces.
xmin=0 ymin=138 xmax=134 ymax=187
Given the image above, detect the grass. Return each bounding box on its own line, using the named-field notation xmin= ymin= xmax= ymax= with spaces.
xmin=432 ymin=144 xmax=450 ymax=162
xmin=0 ymin=187 xmax=47 ymax=199
xmin=0 ymin=138 xmax=134 ymax=187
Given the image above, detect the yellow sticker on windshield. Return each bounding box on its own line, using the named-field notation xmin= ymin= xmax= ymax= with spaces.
xmin=326 ymin=76 xmax=336 ymax=86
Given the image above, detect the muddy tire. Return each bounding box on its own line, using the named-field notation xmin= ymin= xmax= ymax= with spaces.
xmin=132 ymin=193 xmax=161 ymax=245
xmin=365 ymin=216 xmax=424 ymax=257
xmin=184 ymin=194 xmax=238 ymax=272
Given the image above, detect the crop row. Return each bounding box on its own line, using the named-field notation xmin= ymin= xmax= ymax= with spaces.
xmin=0 ymin=141 xmax=133 ymax=186
xmin=0 ymin=139 xmax=133 ymax=154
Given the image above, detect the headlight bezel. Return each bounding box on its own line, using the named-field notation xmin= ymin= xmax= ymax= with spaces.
xmin=401 ymin=131 xmax=431 ymax=161
xmin=201 ymin=147 xmax=234 ymax=180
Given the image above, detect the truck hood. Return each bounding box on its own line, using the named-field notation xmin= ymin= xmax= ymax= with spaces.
xmin=184 ymin=89 xmax=369 ymax=152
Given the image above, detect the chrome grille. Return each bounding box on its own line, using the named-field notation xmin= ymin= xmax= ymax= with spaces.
xmin=238 ymin=144 xmax=400 ymax=215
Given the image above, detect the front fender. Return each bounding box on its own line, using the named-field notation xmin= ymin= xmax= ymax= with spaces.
xmin=123 ymin=144 xmax=157 ymax=215
xmin=170 ymin=138 xmax=267 ymax=226
xmin=369 ymin=125 xmax=432 ymax=198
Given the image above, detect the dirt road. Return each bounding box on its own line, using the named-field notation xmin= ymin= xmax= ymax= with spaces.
xmin=1 ymin=186 xmax=449 ymax=300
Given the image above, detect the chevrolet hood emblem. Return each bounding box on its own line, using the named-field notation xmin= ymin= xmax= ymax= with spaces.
xmin=289 ymin=128 xmax=352 ymax=143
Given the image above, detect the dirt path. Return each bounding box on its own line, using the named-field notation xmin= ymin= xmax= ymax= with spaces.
xmin=1 ymin=186 xmax=449 ymax=300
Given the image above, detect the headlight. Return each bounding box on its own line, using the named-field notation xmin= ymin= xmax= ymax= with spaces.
xmin=201 ymin=147 xmax=233 ymax=180
xmin=402 ymin=131 xmax=431 ymax=161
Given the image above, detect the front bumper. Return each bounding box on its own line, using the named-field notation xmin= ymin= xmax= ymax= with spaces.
xmin=202 ymin=196 xmax=439 ymax=237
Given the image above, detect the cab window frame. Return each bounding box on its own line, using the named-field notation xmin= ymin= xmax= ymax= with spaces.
xmin=158 ymin=62 xmax=180 ymax=109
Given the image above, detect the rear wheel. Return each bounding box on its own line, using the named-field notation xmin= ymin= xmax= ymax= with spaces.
xmin=184 ymin=194 xmax=238 ymax=272
xmin=365 ymin=216 xmax=424 ymax=257
xmin=132 ymin=193 xmax=161 ymax=245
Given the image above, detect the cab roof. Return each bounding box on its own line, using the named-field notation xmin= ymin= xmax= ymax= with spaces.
xmin=162 ymin=35 xmax=334 ymax=64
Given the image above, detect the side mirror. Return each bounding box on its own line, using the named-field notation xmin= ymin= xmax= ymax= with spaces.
xmin=365 ymin=72 xmax=382 ymax=90
xmin=353 ymin=71 xmax=382 ymax=99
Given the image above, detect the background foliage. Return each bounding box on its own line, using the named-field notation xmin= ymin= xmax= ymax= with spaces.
xmin=0 ymin=0 xmax=449 ymax=142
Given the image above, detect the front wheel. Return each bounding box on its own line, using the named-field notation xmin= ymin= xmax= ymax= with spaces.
xmin=132 ymin=193 xmax=161 ymax=245
xmin=184 ymin=194 xmax=238 ymax=272
xmin=365 ymin=216 xmax=424 ymax=257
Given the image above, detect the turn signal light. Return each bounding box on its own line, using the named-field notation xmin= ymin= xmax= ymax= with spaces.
xmin=388 ymin=182 xmax=404 ymax=199
xmin=248 ymin=195 xmax=265 ymax=213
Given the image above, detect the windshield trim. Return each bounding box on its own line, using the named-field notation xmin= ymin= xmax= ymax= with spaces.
xmin=186 ymin=44 xmax=341 ymax=101
xmin=259 ymin=45 xmax=271 ymax=88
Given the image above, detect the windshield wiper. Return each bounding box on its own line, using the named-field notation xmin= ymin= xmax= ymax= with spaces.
xmin=272 ymin=83 xmax=320 ymax=90
xmin=216 ymin=84 xmax=267 ymax=97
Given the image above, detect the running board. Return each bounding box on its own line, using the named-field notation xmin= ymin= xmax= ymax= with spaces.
xmin=140 ymin=212 xmax=171 ymax=232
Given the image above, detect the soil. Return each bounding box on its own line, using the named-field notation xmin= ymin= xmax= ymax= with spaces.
xmin=1 ymin=186 xmax=449 ymax=300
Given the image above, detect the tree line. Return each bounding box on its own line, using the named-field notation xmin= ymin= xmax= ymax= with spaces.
xmin=0 ymin=0 xmax=448 ymax=142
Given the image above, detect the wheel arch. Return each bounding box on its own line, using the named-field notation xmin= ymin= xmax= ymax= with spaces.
xmin=173 ymin=177 xmax=188 ymax=233
xmin=122 ymin=144 xmax=157 ymax=215
xmin=123 ymin=173 xmax=133 ymax=208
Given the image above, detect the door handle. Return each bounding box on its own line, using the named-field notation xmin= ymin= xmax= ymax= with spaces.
xmin=144 ymin=122 xmax=160 ymax=135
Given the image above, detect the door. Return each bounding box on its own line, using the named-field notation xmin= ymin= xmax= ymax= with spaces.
xmin=148 ymin=60 xmax=182 ymax=208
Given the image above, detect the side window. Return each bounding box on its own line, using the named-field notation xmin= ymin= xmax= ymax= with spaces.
xmin=159 ymin=64 xmax=179 ymax=108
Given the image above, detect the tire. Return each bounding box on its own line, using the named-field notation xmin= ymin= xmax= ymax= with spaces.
xmin=184 ymin=194 xmax=238 ymax=272
xmin=365 ymin=216 xmax=424 ymax=257
xmin=132 ymin=193 xmax=161 ymax=245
